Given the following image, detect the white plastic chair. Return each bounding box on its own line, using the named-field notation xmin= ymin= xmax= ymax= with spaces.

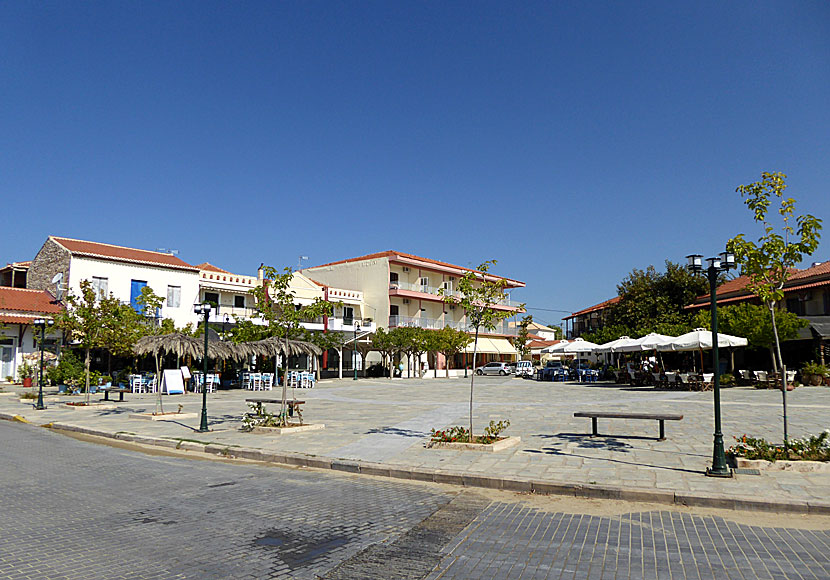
xmin=206 ymin=374 xmax=219 ymax=393
xmin=130 ymin=375 xmax=145 ymax=394
xmin=145 ymin=376 xmax=157 ymax=393
xmin=242 ymin=372 xmax=252 ymax=390
xmin=261 ymin=373 xmax=273 ymax=390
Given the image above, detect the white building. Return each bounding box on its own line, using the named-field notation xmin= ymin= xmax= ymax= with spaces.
xmin=0 ymin=287 xmax=63 ymax=381
xmin=304 ymin=250 xmax=525 ymax=374
xmin=28 ymin=236 xmax=201 ymax=328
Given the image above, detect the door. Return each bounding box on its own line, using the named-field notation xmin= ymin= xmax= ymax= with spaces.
xmin=130 ymin=280 xmax=148 ymax=313
xmin=0 ymin=339 xmax=14 ymax=379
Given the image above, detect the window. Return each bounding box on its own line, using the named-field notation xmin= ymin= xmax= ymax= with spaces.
xmin=390 ymin=305 xmax=399 ymax=316
xmin=442 ymin=281 xmax=453 ymax=294
xmin=91 ymin=276 xmax=108 ymax=299
xmin=389 ymin=272 xmax=399 ymax=286
xmin=234 ymin=295 xmax=246 ymax=309
xmin=824 ymin=290 xmax=830 ymax=315
xmin=167 ymin=285 xmax=181 ymax=308
xmin=786 ymin=297 xmax=804 ymax=316
xmin=418 ymin=277 xmax=429 ymax=290
xmin=204 ymin=292 xmax=219 ymax=310
xmin=343 ymin=306 xmax=354 ymax=324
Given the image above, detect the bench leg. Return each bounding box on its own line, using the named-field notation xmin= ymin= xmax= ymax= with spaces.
xmin=658 ymin=420 xmax=665 ymax=441
xmin=591 ymin=417 xmax=598 ymax=437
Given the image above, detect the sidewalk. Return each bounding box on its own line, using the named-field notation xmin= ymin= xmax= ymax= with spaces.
xmin=2 ymin=377 xmax=829 ymax=514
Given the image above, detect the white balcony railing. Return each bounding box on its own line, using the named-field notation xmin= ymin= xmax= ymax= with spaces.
xmin=388 ymin=315 xmax=517 ymax=336
xmin=389 ymin=282 xmax=521 ymax=308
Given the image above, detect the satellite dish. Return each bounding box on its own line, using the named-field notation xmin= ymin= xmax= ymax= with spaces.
xmin=51 ymin=272 xmax=64 ymax=300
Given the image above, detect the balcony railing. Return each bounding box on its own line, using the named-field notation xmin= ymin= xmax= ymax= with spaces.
xmin=389 ymin=282 xmax=521 ymax=307
xmin=388 ymin=315 xmax=517 ymax=336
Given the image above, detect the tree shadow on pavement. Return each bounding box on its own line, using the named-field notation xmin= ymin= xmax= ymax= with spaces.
xmin=530 ymin=432 xmax=636 ymax=452
xmin=365 ymin=426 xmax=428 ymax=438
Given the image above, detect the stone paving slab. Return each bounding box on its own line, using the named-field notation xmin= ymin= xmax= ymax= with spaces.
xmin=2 ymin=377 xmax=829 ymax=513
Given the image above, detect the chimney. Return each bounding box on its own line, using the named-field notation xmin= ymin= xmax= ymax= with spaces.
xmin=810 ymin=261 xmax=824 ymax=268
xmin=257 ymin=263 xmax=264 ymax=281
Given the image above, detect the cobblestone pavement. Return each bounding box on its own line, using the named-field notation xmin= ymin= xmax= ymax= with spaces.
xmin=1 ymin=377 xmax=829 ymax=505
xmin=3 ymin=420 xmax=830 ymax=579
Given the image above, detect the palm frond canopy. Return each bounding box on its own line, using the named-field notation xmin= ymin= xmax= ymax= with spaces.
xmin=243 ymin=336 xmax=323 ymax=358
xmin=133 ymin=333 xmax=239 ymax=360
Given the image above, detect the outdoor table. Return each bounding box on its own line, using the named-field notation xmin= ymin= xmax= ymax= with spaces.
xmin=246 ymin=398 xmax=306 ymax=418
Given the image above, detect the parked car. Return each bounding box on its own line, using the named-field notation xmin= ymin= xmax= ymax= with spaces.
xmin=475 ymin=362 xmax=511 ymax=376
xmin=537 ymin=361 xmax=567 ymax=381
xmin=514 ymin=360 xmax=535 ymax=378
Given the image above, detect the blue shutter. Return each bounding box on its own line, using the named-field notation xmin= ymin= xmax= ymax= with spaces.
xmin=130 ymin=280 xmax=148 ymax=313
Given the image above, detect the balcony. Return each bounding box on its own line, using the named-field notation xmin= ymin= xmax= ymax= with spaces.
xmin=389 ymin=282 xmax=521 ymax=309
xmin=207 ymin=305 xmax=259 ymax=323
xmin=301 ymin=317 xmax=376 ymax=333
xmin=388 ymin=315 xmax=517 ymax=336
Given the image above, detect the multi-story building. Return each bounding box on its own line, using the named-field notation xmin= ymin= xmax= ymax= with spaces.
xmin=563 ymin=296 xmax=620 ymax=338
xmin=304 ymin=250 xmax=524 ymax=373
xmin=27 ymin=237 xmax=201 ymax=328
xmin=0 ymin=261 xmax=30 ymax=288
xmin=0 ymin=287 xmax=63 ymax=380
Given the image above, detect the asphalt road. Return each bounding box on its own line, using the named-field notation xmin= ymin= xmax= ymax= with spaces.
xmin=2 ymin=420 xmax=829 ymax=580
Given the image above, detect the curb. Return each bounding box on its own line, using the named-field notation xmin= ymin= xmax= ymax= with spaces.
xmin=5 ymin=414 xmax=829 ymax=516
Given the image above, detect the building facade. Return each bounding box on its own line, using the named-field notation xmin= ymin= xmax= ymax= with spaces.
xmin=0 ymin=287 xmax=63 ymax=380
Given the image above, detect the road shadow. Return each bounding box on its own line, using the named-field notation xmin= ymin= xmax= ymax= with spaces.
xmin=365 ymin=426 xmax=428 ymax=438
xmin=528 ymin=432 xmax=635 ymax=452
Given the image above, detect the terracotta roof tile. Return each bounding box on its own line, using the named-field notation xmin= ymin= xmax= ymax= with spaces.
xmin=306 ymin=250 xmax=524 ymax=286
xmin=791 ymin=260 xmax=830 ymax=280
xmin=52 ymin=237 xmax=198 ymax=271
xmin=564 ymin=296 xmax=620 ymax=320
xmin=0 ymin=287 xmax=63 ymax=315
xmin=196 ymin=262 xmax=232 ymax=274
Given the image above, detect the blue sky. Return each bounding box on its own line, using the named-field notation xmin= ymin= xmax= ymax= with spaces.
xmin=2 ymin=1 xmax=828 ymax=329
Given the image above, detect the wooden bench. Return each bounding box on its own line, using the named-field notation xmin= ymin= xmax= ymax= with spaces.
xmin=246 ymin=398 xmax=306 ymax=420
xmin=101 ymin=387 xmax=130 ymax=402
xmin=573 ymin=411 xmax=683 ymax=441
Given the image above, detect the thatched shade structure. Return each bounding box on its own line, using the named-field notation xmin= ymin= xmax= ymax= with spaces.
xmin=134 ymin=333 xmax=241 ymax=361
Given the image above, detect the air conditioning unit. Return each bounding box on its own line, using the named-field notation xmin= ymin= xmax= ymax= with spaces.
xmin=402 ymin=267 xmax=410 ymax=272
xmin=402 ymin=298 xmax=410 ymax=304
xmin=449 ymin=304 xmax=455 ymax=310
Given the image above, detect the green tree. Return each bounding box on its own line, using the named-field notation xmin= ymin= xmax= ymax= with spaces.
xmin=692 ymin=302 xmax=807 ymax=366
xmin=512 ymin=315 xmax=533 ymax=360
xmin=56 ymin=280 xmax=130 ymax=403
xmin=728 ymin=171 xmax=822 ymax=443
xmin=371 ymin=328 xmax=400 ymax=378
xmin=441 ymin=260 xmax=525 ymax=441
xmin=251 ymin=266 xmax=336 ymax=419
xmin=393 ymin=326 xmax=429 ymax=378
xmin=433 ymin=326 xmax=473 ymax=378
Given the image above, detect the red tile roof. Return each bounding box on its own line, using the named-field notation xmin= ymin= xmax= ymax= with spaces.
xmin=51 ymin=237 xmax=198 ymax=271
xmin=306 ymin=250 xmax=524 ymax=286
xmin=791 ymin=260 xmax=830 ymax=280
xmin=196 ymin=262 xmax=232 ymax=274
xmin=0 ymin=287 xmax=63 ymax=316
xmin=564 ymin=296 xmax=620 ymax=320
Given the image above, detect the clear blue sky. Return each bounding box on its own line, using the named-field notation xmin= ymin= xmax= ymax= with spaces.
xmin=2 ymin=1 xmax=828 ymax=329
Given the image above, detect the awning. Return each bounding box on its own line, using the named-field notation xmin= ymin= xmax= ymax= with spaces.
xmin=797 ymin=316 xmax=830 ymax=340
xmin=463 ymin=337 xmax=519 ymax=355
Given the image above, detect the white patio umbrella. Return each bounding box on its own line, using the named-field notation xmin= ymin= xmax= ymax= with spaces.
xmin=540 ymin=340 xmax=571 ymax=354
xmin=657 ymin=328 xmax=748 ymax=352
xmin=657 ymin=328 xmax=748 ymax=372
xmin=593 ymin=336 xmax=637 ymax=354
xmin=616 ymin=333 xmax=676 ymax=352
xmin=560 ymin=338 xmax=600 ymax=374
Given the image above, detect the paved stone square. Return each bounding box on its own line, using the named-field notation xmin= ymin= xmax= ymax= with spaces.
xmin=2 ymin=419 xmax=830 ymax=579
xmin=1 ymin=377 xmax=829 ymax=506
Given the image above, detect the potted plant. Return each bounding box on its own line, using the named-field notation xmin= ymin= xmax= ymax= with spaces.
xmin=20 ymin=362 xmax=34 ymax=387
xmin=802 ymin=362 xmax=828 ymax=386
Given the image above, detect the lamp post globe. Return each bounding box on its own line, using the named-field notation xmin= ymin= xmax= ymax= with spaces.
xmin=686 ymin=248 xmax=734 ymax=478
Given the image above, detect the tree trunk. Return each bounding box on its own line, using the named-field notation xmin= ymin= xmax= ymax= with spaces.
xmin=469 ymin=327 xmax=479 ymax=442
xmin=155 ymin=354 xmax=164 ymax=415
xmin=84 ymin=347 xmax=91 ymax=404
xmin=769 ymin=303 xmax=788 ymax=444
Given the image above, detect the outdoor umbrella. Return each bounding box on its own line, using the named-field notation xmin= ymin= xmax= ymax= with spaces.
xmin=133 ymin=333 xmax=240 ymax=414
xmin=540 ymin=340 xmax=571 ymax=354
xmin=241 ymin=337 xmax=323 ymax=417
xmin=594 ymin=335 xmax=638 ymax=367
xmin=616 ymin=332 xmax=677 ymax=370
xmin=656 ymin=328 xmax=748 ymax=372
xmin=561 ymin=338 xmax=600 ymax=376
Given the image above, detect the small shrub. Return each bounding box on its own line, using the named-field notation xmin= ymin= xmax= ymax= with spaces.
xmin=430 ymin=419 xmax=511 ymax=444
xmin=240 ymin=402 xmax=287 ymax=431
xmin=802 ymin=361 xmax=828 ymax=377
xmin=5 ymin=375 xmax=13 ymax=383
xmin=728 ymin=431 xmax=830 ymax=462
xmin=20 ymin=392 xmax=38 ymax=400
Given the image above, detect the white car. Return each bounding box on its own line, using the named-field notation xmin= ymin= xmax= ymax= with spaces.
xmin=514 ymin=360 xmax=534 ymax=377
xmin=475 ymin=362 xmax=511 ymax=376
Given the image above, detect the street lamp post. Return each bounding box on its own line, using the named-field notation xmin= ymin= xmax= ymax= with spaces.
xmin=33 ymin=318 xmax=53 ymax=410
xmin=686 ymin=250 xmax=736 ymax=478
xmin=194 ymin=303 xmax=212 ymax=432
xmin=353 ymin=323 xmax=360 ymax=380
xmin=222 ymin=314 xmax=229 ymax=340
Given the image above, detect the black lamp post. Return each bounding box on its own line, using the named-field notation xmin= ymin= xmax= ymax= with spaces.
xmin=222 ymin=314 xmax=230 ymax=340
xmin=194 ymin=302 xmax=212 ymax=432
xmin=686 ymin=250 xmax=736 ymax=478
xmin=33 ymin=318 xmax=53 ymax=410
xmin=353 ymin=322 xmax=360 ymax=380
